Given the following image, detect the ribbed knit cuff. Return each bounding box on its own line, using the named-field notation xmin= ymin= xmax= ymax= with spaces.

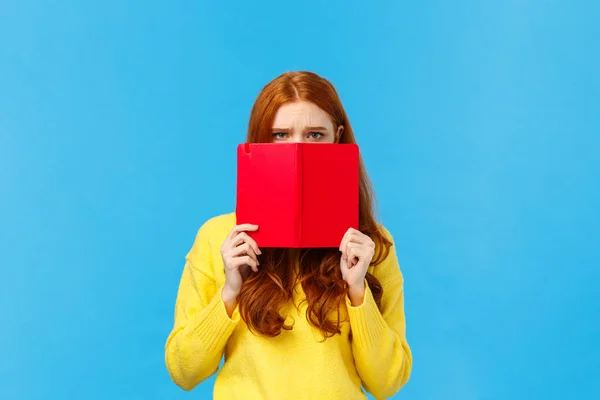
xmin=191 ymin=286 xmax=240 ymax=354
xmin=346 ymin=282 xmax=387 ymax=350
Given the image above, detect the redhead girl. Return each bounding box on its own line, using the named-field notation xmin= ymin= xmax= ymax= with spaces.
xmin=165 ymin=71 xmax=412 ymax=400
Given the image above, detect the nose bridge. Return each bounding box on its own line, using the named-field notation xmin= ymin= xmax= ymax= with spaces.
xmin=289 ymin=128 xmax=306 ymax=143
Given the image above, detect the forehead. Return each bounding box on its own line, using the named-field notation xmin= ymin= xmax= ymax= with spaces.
xmin=272 ymin=101 xmax=333 ymax=128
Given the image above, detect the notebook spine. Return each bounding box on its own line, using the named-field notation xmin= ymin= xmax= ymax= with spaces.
xmin=294 ymin=143 xmax=303 ymax=246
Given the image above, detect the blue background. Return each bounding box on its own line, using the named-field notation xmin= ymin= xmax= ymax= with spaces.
xmin=1 ymin=1 xmax=598 ymax=399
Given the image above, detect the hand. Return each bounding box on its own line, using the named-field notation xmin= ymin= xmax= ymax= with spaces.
xmin=220 ymin=224 xmax=261 ymax=315
xmin=339 ymin=228 xmax=375 ymax=306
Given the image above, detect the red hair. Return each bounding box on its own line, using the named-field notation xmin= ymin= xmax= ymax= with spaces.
xmin=238 ymin=71 xmax=392 ymax=338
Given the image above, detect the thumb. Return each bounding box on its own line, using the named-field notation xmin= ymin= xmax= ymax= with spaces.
xmin=340 ymin=254 xmax=349 ymax=273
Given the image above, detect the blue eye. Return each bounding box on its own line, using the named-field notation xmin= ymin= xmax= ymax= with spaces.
xmin=308 ymin=132 xmax=324 ymax=139
xmin=272 ymin=132 xmax=287 ymax=139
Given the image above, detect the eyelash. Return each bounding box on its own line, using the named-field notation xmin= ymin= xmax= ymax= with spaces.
xmin=272 ymin=132 xmax=324 ymax=139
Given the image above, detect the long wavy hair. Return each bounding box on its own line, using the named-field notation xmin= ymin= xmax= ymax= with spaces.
xmin=238 ymin=71 xmax=392 ymax=339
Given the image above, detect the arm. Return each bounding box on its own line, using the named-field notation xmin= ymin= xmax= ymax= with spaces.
xmin=164 ymin=223 xmax=240 ymax=391
xmin=346 ymin=229 xmax=413 ymax=399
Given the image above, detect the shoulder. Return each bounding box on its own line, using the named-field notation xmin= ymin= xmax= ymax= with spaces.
xmin=375 ymin=223 xmax=395 ymax=245
xmin=370 ymin=222 xmax=403 ymax=284
xmin=197 ymin=212 xmax=236 ymax=237
xmin=372 ymin=222 xmax=396 ymax=255
xmin=189 ymin=212 xmax=236 ymax=255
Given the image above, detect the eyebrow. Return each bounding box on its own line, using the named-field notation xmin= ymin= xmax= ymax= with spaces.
xmin=271 ymin=126 xmax=329 ymax=132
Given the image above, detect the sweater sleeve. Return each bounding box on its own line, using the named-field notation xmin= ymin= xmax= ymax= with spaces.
xmin=345 ymin=227 xmax=413 ymax=399
xmin=164 ymin=222 xmax=240 ymax=391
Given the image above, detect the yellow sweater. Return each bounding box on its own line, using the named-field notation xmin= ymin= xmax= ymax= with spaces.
xmin=165 ymin=213 xmax=412 ymax=399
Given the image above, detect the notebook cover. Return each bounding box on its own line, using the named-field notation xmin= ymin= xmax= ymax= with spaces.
xmin=300 ymin=143 xmax=359 ymax=247
xmin=236 ymin=143 xmax=300 ymax=247
xmin=236 ymin=143 xmax=359 ymax=248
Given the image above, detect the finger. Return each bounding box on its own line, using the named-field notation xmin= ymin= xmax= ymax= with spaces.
xmin=341 ymin=228 xmax=371 ymax=255
xmin=339 ymin=228 xmax=352 ymax=251
xmin=345 ymin=238 xmax=362 ymax=263
xmin=341 ymin=242 xmax=348 ymax=261
xmin=234 ymin=255 xmax=258 ymax=272
xmin=339 ymin=254 xmax=349 ymax=274
xmin=348 ymin=231 xmax=366 ymax=244
xmin=339 ymin=249 xmax=353 ymax=270
xmin=228 ymin=224 xmax=259 ymax=240
xmin=347 ymin=229 xmax=373 ymax=246
xmin=231 ymin=232 xmax=262 ymax=255
xmin=347 ymin=244 xmax=358 ymax=268
xmin=347 ymin=243 xmax=367 ymax=266
xmin=230 ymin=243 xmax=259 ymax=265
xmin=349 ymin=243 xmax=375 ymax=270
xmin=339 ymin=228 xmax=353 ymax=259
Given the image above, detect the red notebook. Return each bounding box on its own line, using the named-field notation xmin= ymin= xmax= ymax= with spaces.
xmin=235 ymin=142 xmax=359 ymax=248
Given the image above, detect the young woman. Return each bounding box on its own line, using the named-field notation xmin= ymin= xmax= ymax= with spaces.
xmin=165 ymin=71 xmax=412 ymax=399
